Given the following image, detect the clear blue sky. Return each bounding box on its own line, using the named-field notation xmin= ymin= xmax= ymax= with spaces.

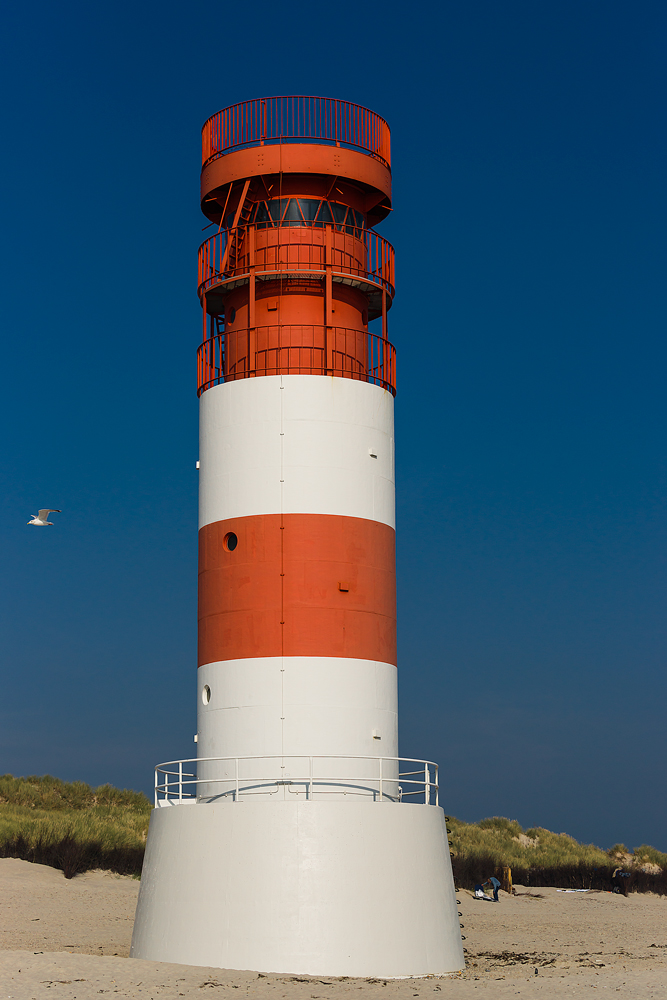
xmin=1 ymin=0 xmax=664 ymax=851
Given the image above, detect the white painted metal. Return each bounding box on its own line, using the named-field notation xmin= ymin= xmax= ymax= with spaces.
xmin=153 ymin=754 xmax=438 ymax=805
xmin=196 ymin=656 xmax=398 ymax=800
xmin=130 ymin=800 xmax=464 ymax=978
xmin=198 ymin=375 xmax=395 ymax=529
xmin=197 ymin=656 xmax=397 ymax=758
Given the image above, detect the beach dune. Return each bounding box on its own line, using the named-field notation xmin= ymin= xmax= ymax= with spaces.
xmin=1 ymin=858 xmax=666 ymax=998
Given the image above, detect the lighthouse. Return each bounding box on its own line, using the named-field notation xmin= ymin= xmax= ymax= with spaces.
xmin=131 ymin=96 xmax=464 ymax=978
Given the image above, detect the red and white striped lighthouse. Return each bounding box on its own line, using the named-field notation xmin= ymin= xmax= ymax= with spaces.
xmin=131 ymin=97 xmax=464 ymax=978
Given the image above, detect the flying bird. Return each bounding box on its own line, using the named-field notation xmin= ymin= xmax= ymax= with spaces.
xmin=27 ymin=509 xmax=62 ymax=526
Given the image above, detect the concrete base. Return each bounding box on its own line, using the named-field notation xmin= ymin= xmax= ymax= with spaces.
xmin=130 ymin=800 xmax=464 ymax=978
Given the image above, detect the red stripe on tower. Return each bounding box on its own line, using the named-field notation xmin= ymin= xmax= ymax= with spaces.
xmin=198 ymin=513 xmax=396 ymax=664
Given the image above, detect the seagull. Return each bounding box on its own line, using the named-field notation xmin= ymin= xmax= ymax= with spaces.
xmin=27 ymin=509 xmax=62 ymax=526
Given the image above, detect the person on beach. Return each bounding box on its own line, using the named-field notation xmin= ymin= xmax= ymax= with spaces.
xmin=611 ymin=868 xmax=630 ymax=897
xmin=483 ymin=876 xmax=501 ymax=902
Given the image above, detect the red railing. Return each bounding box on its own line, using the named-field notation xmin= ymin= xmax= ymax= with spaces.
xmin=202 ymin=97 xmax=390 ymax=169
xmin=198 ymin=224 xmax=394 ymax=299
xmin=197 ymin=327 xmax=396 ymax=396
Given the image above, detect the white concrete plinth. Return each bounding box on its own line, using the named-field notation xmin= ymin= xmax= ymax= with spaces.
xmin=130 ymin=800 xmax=464 ymax=978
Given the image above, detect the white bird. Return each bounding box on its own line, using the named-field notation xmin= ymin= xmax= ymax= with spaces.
xmin=27 ymin=509 xmax=62 ymax=526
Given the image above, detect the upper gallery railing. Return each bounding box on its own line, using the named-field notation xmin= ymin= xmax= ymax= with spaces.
xmin=197 ymin=326 xmax=396 ymax=397
xmin=198 ymin=223 xmax=395 ymax=299
xmin=202 ymin=97 xmax=391 ymax=168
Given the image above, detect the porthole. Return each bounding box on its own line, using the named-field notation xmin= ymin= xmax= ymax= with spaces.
xmin=228 ymin=306 xmax=236 ymax=324
xmin=223 ymin=531 xmax=238 ymax=551
xmin=202 ymin=684 xmax=211 ymax=705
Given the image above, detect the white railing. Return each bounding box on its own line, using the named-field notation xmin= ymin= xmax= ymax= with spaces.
xmin=154 ymin=755 xmax=439 ymax=807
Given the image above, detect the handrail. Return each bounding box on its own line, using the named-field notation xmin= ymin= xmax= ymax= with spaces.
xmin=197 ymin=326 xmax=396 ymax=396
xmin=198 ymin=223 xmax=395 ymax=300
xmin=155 ymin=754 xmax=439 ymax=807
xmin=202 ymin=97 xmax=390 ymax=168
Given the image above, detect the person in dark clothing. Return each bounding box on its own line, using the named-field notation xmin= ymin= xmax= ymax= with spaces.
xmin=483 ymin=876 xmax=501 ymax=902
xmin=611 ymin=868 xmax=630 ymax=897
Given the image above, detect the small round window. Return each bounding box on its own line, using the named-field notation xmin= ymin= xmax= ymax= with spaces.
xmin=224 ymin=532 xmax=238 ymax=551
xmin=228 ymin=306 xmax=236 ymax=324
xmin=202 ymin=684 xmax=211 ymax=705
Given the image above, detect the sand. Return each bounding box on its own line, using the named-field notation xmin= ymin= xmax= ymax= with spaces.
xmin=1 ymin=859 xmax=666 ymax=999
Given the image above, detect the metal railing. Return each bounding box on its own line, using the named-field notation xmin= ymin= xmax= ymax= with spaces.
xmin=198 ymin=223 xmax=395 ymax=299
xmin=155 ymin=755 xmax=438 ymax=807
xmin=197 ymin=326 xmax=396 ymax=396
xmin=202 ymin=97 xmax=391 ymax=168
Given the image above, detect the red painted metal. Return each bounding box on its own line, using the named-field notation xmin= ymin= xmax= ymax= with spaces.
xmin=197 ymin=97 xmax=395 ymax=395
xmin=197 ymin=327 xmax=396 ymax=397
xmin=198 ymin=224 xmax=395 ymax=300
xmin=199 ymin=513 xmax=396 ymax=665
xmin=202 ymin=97 xmax=390 ymax=169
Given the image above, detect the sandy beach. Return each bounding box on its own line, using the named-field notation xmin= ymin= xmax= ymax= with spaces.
xmin=1 ymin=858 xmax=666 ymax=999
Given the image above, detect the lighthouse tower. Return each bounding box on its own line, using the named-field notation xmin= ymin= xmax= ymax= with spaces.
xmin=131 ymin=97 xmax=464 ymax=978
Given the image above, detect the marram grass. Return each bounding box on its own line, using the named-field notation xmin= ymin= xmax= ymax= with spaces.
xmin=446 ymin=815 xmax=667 ymax=894
xmin=448 ymin=815 xmax=610 ymax=868
xmin=0 ymin=774 xmax=150 ymax=878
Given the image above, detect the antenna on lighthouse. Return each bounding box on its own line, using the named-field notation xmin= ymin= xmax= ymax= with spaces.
xmin=131 ymin=96 xmax=464 ymax=978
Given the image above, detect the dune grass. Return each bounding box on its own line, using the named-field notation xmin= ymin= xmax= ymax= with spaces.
xmin=446 ymin=815 xmax=667 ymax=894
xmin=448 ymin=815 xmax=609 ymax=867
xmin=0 ymin=774 xmax=150 ymax=878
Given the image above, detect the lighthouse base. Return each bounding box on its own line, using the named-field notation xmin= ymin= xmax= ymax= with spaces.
xmin=130 ymin=800 xmax=464 ymax=978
